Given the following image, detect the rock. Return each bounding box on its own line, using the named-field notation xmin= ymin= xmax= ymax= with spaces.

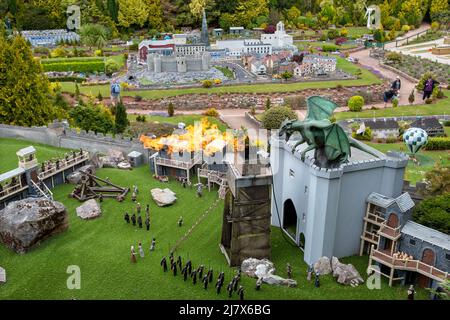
xmin=241 ymin=258 xmax=296 ymax=287
xmin=150 ymin=188 xmax=177 ymax=206
xmin=66 ymin=164 xmax=95 ymax=184
xmin=117 ymin=161 xmax=132 ymax=170
xmin=331 ymin=256 xmax=364 ymax=286
xmin=242 ymin=258 xmax=275 ymax=278
xmin=90 ymin=152 xmax=103 ymax=169
xmin=76 ymin=199 xmax=102 ymax=220
xmin=314 ymin=256 xmax=332 ymax=275
xmin=0 ymin=267 xmax=5 ymax=283
xmin=0 ymin=198 xmax=68 ymax=254
xmin=99 ymin=150 xmax=125 ymax=168
xmin=262 ymin=275 xmax=297 ymax=287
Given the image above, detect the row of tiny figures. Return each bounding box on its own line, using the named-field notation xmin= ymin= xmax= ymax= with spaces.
xmin=160 ymin=255 xmax=245 ymax=300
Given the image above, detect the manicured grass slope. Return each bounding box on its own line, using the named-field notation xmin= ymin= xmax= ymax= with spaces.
xmin=0 ymin=138 xmax=428 ymax=299
xmin=128 ymin=114 xmax=228 ymax=131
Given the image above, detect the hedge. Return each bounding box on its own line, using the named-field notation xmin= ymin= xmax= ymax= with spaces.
xmin=48 ymin=76 xmax=87 ymax=83
xmin=424 ymin=137 xmax=450 ymax=150
xmin=42 ymin=61 xmax=105 ymax=73
xmin=41 ymin=57 xmax=105 ymax=64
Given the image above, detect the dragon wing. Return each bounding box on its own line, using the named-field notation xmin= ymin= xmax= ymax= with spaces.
xmin=323 ymin=123 xmax=351 ymax=162
xmin=306 ymin=96 xmax=339 ymax=121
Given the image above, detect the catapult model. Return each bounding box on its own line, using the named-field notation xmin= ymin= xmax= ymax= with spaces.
xmin=70 ymin=170 xmax=129 ymax=202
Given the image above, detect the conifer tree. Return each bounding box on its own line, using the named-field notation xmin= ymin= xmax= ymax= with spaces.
xmin=114 ymin=99 xmax=129 ymax=133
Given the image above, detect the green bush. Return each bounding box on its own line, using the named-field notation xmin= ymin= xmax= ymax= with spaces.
xmin=202 ymin=80 xmax=213 ymax=88
xmin=443 ymin=120 xmax=450 ymax=127
xmin=261 ymin=106 xmax=298 ymax=130
xmin=327 ymin=29 xmax=339 ymax=40
xmin=416 ymin=71 xmax=438 ymax=91
xmin=48 ymin=76 xmax=86 ymax=83
xmin=128 ymin=43 xmax=138 ymax=51
xmin=347 ymin=95 xmax=365 ymax=112
xmin=424 ymin=137 xmax=450 ymax=150
xmin=203 ymin=108 xmax=219 ymax=117
xmin=425 ymin=98 xmax=433 ymax=104
xmin=41 ymin=57 xmax=105 ymax=73
xmin=352 ymin=127 xmax=372 ymax=141
xmin=167 ymin=102 xmax=175 ymax=117
xmin=105 ymin=59 xmax=120 ymax=76
xmin=392 ymin=98 xmax=399 ymax=108
xmin=386 ymin=135 xmax=397 ymax=143
xmin=385 ymin=52 xmax=402 ymax=63
xmin=413 ymin=193 xmax=450 ymax=235
xmin=321 ymin=44 xmax=338 ymax=52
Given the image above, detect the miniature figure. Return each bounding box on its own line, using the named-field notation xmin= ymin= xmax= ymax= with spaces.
xmin=256 ymin=278 xmax=262 ymax=291
xmin=138 ymin=242 xmax=144 ymax=258
xmin=130 ymin=246 xmax=137 ymax=263
xmin=186 ymin=260 xmax=192 ymax=275
xmin=197 ymin=265 xmax=204 ymax=279
xmin=286 ymin=263 xmax=292 ymax=279
xmin=177 ymin=256 xmax=182 ymax=269
xmin=208 ymin=268 xmax=213 ymax=283
xmin=227 ymin=281 xmax=233 ymax=298
xmin=194 ymin=183 xmax=204 ymax=197
xmin=216 ymin=278 xmax=223 ymax=294
xmin=136 ymin=202 xmax=141 ymax=214
xmin=191 ymin=270 xmax=197 ymax=285
xmin=182 ymin=266 xmax=188 ymax=281
xmin=307 ymin=265 xmax=313 ymax=281
xmin=150 ymin=238 xmax=156 ymax=251
xmin=407 ymin=285 xmax=415 ymax=300
xmin=178 ymin=216 xmax=183 ymax=227
xmin=145 ymin=216 xmax=150 ymax=231
xmin=131 ymin=213 xmax=136 ymax=226
xmin=172 ymin=262 xmax=177 ymax=276
xmin=314 ymin=272 xmax=320 ymax=288
xmin=203 ymin=274 xmax=208 ymax=289
xmin=137 ymin=215 xmax=143 ymax=228
xmin=237 ymin=286 xmax=244 ymax=300
xmin=131 ymin=192 xmax=136 ymax=202
xmin=160 ymin=257 xmax=167 ymax=272
xmin=124 ymin=212 xmax=130 ymax=224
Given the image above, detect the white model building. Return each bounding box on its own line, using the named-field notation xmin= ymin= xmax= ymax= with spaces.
xmin=261 ymin=21 xmax=294 ymax=50
xmin=214 ymin=39 xmax=272 ymax=58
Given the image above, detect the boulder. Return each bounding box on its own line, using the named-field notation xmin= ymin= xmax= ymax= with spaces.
xmin=241 ymin=258 xmax=297 ymax=287
xmin=263 ymin=275 xmax=297 ymax=287
xmin=117 ymin=161 xmax=132 ymax=170
xmin=66 ymin=164 xmax=96 ymax=184
xmin=242 ymin=258 xmax=275 ymax=278
xmin=99 ymin=150 xmax=125 ymax=168
xmin=314 ymin=256 xmax=332 ymax=275
xmin=151 ymin=188 xmax=177 ymax=207
xmin=331 ymin=256 xmax=364 ymax=286
xmin=0 ymin=267 xmax=5 ymax=283
xmin=0 ymin=198 xmax=68 ymax=254
xmin=76 ymin=199 xmax=102 ymax=220
xmin=90 ymin=152 xmax=103 ymax=169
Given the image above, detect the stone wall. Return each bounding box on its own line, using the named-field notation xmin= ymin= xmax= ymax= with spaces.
xmin=123 ymin=83 xmax=387 ymax=110
xmin=0 ymin=123 xmax=149 ymax=163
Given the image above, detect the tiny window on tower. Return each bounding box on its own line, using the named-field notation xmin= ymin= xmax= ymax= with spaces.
xmin=409 ymin=239 xmax=416 ymax=246
xmin=289 ymin=169 xmax=295 ymax=178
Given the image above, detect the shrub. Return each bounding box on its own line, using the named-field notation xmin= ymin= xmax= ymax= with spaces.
xmin=352 ymin=127 xmax=372 ymax=141
xmin=401 ymin=25 xmax=411 ymax=32
xmin=385 ymin=52 xmax=402 ymax=63
xmin=413 ymin=193 xmax=450 ymax=234
xmin=167 ymin=102 xmax=175 ymax=117
xmin=443 ymin=120 xmax=450 ymax=127
xmin=340 ymin=28 xmax=348 ymax=37
xmin=250 ymin=106 xmax=256 ymax=116
xmin=128 ymin=43 xmax=138 ymax=51
xmin=202 ymin=80 xmax=213 ymax=88
xmin=105 ymin=59 xmax=120 ymax=76
xmin=327 ymin=29 xmax=339 ymax=40
xmin=373 ymin=29 xmax=385 ymax=42
xmin=94 ymin=49 xmax=103 ymax=56
xmin=322 ymin=44 xmax=338 ymax=52
xmin=97 ymin=92 xmax=103 ymax=101
xmin=392 ymin=98 xmax=399 ymax=108
xmin=50 ymin=46 xmax=69 ymax=58
xmin=48 ymin=76 xmax=86 ymax=83
xmin=425 ymin=98 xmax=433 ymax=104
xmin=424 ymin=137 xmax=450 ymax=150
xmin=408 ymin=90 xmax=415 ymax=105
xmin=386 ymin=135 xmax=397 ymax=143
xmin=34 ymin=46 xmax=50 ymax=55
xmin=261 ymin=106 xmax=298 ymax=130
xmin=347 ymin=96 xmax=365 ymax=112
xmin=134 ymin=95 xmax=143 ymax=102
xmin=416 ymin=71 xmax=438 ymax=91
xmin=335 ymin=37 xmax=347 ymax=46
xmin=203 ymin=108 xmax=219 ymax=117
xmin=431 ymin=21 xmax=440 ymax=31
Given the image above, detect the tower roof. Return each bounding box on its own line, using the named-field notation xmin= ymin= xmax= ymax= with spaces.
xmin=201 ymin=9 xmax=210 ymax=47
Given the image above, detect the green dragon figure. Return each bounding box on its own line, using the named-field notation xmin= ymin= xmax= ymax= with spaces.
xmin=279 ymin=96 xmax=380 ymax=168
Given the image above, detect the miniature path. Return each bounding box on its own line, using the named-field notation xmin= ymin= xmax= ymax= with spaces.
xmin=170 ymin=197 xmax=222 ymax=253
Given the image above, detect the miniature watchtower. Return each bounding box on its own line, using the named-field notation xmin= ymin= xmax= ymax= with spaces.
xmin=220 ymin=137 xmax=273 ymax=266
xmin=16 ymin=146 xmax=40 ymax=196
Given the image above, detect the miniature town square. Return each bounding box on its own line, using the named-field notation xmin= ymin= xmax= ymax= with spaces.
xmin=0 ymin=1 xmax=449 ymax=302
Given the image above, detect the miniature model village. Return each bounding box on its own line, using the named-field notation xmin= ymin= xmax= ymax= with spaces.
xmin=0 ymin=1 xmax=449 ymax=301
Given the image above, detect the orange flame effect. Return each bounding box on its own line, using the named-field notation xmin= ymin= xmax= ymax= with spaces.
xmin=139 ymin=117 xmax=245 ymax=156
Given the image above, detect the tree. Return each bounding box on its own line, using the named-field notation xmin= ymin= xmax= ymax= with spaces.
xmin=413 ymin=192 xmax=450 ymax=234
xmin=423 ymin=164 xmax=450 ymax=196
xmin=118 ymin=0 xmax=149 ymax=28
xmin=189 ymin=0 xmax=210 ymax=19
xmin=399 ymin=0 xmax=424 ymax=27
xmin=107 ymin=0 xmax=119 ymax=22
xmin=105 ymin=58 xmax=120 ymax=76
xmin=80 ymin=24 xmax=108 ymax=50
xmin=167 ymin=102 xmax=175 ymax=117
xmin=265 ymin=97 xmax=271 ymax=111
xmin=147 ymin=0 xmax=164 ymax=29
xmin=430 ymin=0 xmax=449 ymax=23
xmin=69 ymin=103 xmax=115 ymax=134
xmin=286 ymin=6 xmax=301 ymax=25
xmin=114 ymin=99 xmax=129 ymax=133
xmin=261 ymin=106 xmax=298 ymax=130
xmin=264 ymin=24 xmax=276 ymax=33
xmin=280 ymin=71 xmax=293 ymax=81
xmin=0 ymin=34 xmax=59 ymax=126
xmin=235 ymin=0 xmax=269 ymax=28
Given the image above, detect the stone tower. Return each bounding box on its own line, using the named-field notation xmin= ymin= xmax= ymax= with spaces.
xmin=176 ymin=56 xmax=187 ymax=73
xmin=200 ymin=9 xmax=210 ymax=47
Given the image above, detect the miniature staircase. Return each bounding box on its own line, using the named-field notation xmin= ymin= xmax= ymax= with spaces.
xmin=30 ymin=180 xmax=53 ymax=200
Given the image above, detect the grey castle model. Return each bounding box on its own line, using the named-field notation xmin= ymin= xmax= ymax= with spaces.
xmin=270 ymin=134 xmax=409 ymax=266
xmin=146 ymin=52 xmax=211 ymax=73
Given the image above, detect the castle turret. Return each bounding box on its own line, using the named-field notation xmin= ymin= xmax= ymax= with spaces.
xmin=176 ymin=56 xmax=187 ymax=73
xmin=154 ymin=54 xmax=162 ymax=73
xmin=201 ymin=52 xmax=211 ymax=71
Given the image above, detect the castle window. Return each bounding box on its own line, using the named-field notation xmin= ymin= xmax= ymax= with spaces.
xmin=446 ymin=253 xmax=450 ymax=261
xmin=289 ymin=169 xmax=295 ymax=178
xmin=409 ymin=239 xmax=416 ymax=246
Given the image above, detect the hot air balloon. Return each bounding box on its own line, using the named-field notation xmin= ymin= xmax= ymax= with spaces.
xmin=403 ymin=127 xmax=428 ymax=155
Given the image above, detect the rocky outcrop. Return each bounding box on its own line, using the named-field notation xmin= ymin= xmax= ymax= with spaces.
xmin=99 ymin=150 xmax=125 ymax=168
xmin=0 ymin=267 xmax=5 ymax=283
xmin=151 ymin=188 xmax=177 ymax=207
xmin=0 ymin=198 xmax=68 ymax=253
xmin=76 ymin=199 xmax=102 ymax=220
xmin=66 ymin=164 xmax=95 ymax=184
xmin=331 ymin=256 xmax=364 ymax=287
xmin=314 ymin=256 xmax=332 ymax=275
xmin=241 ymin=258 xmax=297 ymax=287
xmin=117 ymin=161 xmax=132 ymax=170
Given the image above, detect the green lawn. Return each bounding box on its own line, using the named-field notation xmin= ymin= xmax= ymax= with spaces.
xmin=0 ymin=138 xmax=429 ymax=299
xmin=60 ymin=57 xmax=381 ymax=100
xmin=214 ymin=66 xmax=235 ymax=79
xmin=335 ymin=92 xmax=450 ymax=120
xmin=128 ymin=115 xmax=228 ymax=132
xmin=367 ymin=141 xmax=450 ymax=184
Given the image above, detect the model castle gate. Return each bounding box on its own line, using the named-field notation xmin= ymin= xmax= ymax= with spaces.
xmin=220 ymin=151 xmax=272 ymax=266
